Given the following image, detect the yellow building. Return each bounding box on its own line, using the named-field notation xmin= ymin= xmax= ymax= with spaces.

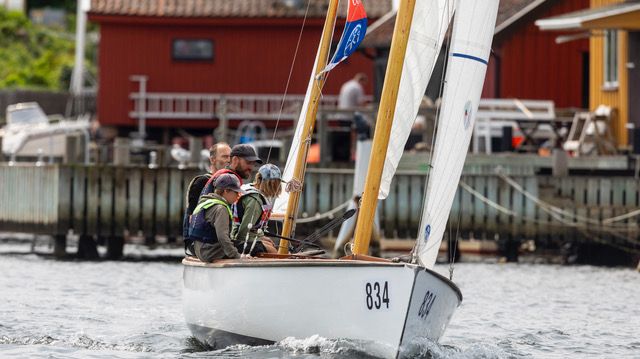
xmin=536 ymin=0 xmax=640 ymax=148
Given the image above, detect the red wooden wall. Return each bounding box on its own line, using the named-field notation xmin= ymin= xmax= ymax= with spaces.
xmin=90 ymin=16 xmax=375 ymax=129
xmin=483 ymin=0 xmax=590 ymax=108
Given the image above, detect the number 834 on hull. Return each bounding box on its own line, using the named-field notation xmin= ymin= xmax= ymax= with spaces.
xmin=183 ymin=257 xmax=462 ymax=359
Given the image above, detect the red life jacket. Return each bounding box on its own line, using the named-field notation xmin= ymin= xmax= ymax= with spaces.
xmin=199 ymin=168 xmax=243 ymax=197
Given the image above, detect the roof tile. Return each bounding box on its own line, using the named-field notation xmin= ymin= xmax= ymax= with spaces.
xmin=90 ymin=0 xmax=392 ymax=18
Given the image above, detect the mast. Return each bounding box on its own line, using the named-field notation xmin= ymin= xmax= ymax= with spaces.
xmin=279 ymin=0 xmax=340 ymax=254
xmin=352 ymin=0 xmax=416 ymax=255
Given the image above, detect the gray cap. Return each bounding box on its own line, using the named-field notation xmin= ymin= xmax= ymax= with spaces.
xmin=214 ymin=173 xmax=245 ymax=194
xmin=258 ymin=163 xmax=283 ymax=181
xmin=230 ymin=144 xmax=263 ymax=164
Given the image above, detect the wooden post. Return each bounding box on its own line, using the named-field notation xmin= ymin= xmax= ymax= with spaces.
xmin=352 ymin=0 xmax=416 ymax=255
xmin=53 ymin=234 xmax=67 ymax=258
xmin=278 ymin=0 xmax=340 ymax=253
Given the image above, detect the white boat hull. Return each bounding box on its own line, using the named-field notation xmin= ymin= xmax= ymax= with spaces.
xmin=183 ymin=258 xmax=461 ymax=358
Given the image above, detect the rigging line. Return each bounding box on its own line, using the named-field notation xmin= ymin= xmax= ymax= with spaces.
xmin=267 ymin=0 xmax=312 ymax=163
xmin=295 ymin=200 xmax=351 ymax=223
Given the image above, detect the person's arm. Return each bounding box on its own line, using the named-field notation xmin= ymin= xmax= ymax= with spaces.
xmin=234 ymin=196 xmax=262 ymax=243
xmin=208 ymin=206 xmax=240 ymax=259
xmin=186 ymin=175 xmax=209 ymax=215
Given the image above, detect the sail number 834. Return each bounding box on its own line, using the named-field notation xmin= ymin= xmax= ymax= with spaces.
xmin=365 ymin=281 xmax=390 ymax=310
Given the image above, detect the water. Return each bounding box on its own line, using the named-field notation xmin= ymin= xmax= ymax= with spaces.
xmin=1 ymin=244 xmax=639 ymax=358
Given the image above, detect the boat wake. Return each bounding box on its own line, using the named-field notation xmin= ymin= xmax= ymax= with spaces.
xmin=279 ymin=335 xmax=380 ymax=357
xmin=0 ymin=333 xmax=152 ymax=353
xmin=182 ymin=334 xmax=513 ymax=359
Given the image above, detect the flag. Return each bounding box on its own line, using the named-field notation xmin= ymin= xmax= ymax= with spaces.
xmin=320 ymin=0 xmax=367 ymax=74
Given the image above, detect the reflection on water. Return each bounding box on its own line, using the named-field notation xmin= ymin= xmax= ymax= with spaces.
xmin=0 ymin=242 xmax=639 ymax=358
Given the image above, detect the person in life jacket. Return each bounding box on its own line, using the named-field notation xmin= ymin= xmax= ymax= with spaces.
xmin=184 ymin=144 xmax=262 ymax=255
xmin=182 ymin=143 xmax=231 ymax=241
xmin=189 ymin=173 xmax=246 ymax=262
xmin=231 ymin=163 xmax=283 ymax=255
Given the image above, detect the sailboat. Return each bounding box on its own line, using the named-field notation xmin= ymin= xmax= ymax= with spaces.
xmin=183 ymin=0 xmax=499 ymax=357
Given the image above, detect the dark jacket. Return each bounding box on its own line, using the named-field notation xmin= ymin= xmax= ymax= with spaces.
xmin=182 ymin=173 xmax=212 ymax=238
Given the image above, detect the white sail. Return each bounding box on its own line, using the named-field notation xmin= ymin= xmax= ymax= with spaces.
xmin=416 ymin=0 xmax=499 ymax=268
xmin=271 ymin=49 xmax=322 ymax=218
xmin=378 ymin=0 xmax=455 ymax=199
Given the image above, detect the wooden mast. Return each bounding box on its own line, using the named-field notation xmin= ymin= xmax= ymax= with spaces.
xmin=278 ymin=0 xmax=340 ymax=254
xmin=352 ymin=0 xmax=416 ymax=255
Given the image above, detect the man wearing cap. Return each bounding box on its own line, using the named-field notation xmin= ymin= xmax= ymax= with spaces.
xmin=200 ymin=144 xmax=263 ymax=196
xmin=182 ymin=143 xmax=231 ymax=244
xmin=188 ymin=174 xmax=245 ymax=262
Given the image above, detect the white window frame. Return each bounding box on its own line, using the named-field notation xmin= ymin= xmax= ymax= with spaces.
xmin=603 ymin=29 xmax=619 ymax=90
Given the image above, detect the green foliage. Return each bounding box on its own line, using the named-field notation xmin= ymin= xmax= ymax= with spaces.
xmin=0 ymin=6 xmax=91 ymax=91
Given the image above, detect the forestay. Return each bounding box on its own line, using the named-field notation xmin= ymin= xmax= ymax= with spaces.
xmin=378 ymin=0 xmax=455 ymax=199
xmin=415 ymin=0 xmax=499 ymax=269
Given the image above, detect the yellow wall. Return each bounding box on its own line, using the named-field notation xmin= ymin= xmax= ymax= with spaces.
xmin=590 ymin=0 xmax=628 ymax=146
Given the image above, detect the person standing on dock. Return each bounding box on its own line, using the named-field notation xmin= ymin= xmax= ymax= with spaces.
xmin=189 ymin=174 xmax=245 ymax=262
xmin=336 ymin=73 xmax=368 ymax=161
xmin=183 ymin=143 xmax=231 ymax=248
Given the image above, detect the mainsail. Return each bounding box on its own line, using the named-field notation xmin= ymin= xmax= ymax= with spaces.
xmin=416 ymin=0 xmax=499 ymax=268
xmin=378 ymin=0 xmax=455 ymax=199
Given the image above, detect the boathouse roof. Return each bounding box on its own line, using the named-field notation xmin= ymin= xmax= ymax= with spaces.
xmin=89 ymin=0 xmax=392 ymax=19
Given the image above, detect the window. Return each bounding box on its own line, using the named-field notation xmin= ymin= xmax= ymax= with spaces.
xmin=172 ymin=39 xmax=214 ymax=61
xmin=603 ymin=29 xmax=618 ymax=89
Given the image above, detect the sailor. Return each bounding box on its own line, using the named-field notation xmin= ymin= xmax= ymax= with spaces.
xmin=184 ymin=144 xmax=262 ymax=255
xmin=182 ymin=142 xmax=231 ymax=245
xmin=231 ymin=164 xmax=282 ymax=255
xmin=199 ymin=144 xmax=263 ymax=196
xmin=188 ymin=174 xmax=245 ymax=262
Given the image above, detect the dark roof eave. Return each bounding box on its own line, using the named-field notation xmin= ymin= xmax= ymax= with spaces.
xmin=87 ymin=13 xmax=330 ymax=26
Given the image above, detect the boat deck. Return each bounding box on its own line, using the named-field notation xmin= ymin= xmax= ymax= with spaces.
xmin=182 ymin=254 xmax=406 ymax=268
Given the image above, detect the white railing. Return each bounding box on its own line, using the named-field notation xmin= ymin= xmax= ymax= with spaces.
xmin=128 ymin=76 xmax=341 ymax=122
xmin=474 ymin=99 xmax=558 ymax=153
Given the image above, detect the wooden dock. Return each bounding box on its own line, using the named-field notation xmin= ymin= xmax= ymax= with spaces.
xmin=0 ymin=158 xmax=639 ymax=260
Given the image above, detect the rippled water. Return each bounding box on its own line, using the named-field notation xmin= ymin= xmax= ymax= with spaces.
xmin=1 ymin=243 xmax=639 ymax=358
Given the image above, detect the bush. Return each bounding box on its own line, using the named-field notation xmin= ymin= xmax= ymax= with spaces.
xmin=0 ymin=6 xmax=93 ymax=91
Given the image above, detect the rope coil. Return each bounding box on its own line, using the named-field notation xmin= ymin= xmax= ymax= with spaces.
xmin=285 ymin=178 xmax=303 ymax=193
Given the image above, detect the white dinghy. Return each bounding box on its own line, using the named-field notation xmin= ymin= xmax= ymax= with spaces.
xmin=184 ymin=0 xmax=499 ymax=357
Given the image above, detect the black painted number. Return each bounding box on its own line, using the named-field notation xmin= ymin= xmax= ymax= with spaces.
xmin=365 ymin=281 xmax=390 ymax=310
xmin=418 ymin=290 xmax=436 ymax=319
